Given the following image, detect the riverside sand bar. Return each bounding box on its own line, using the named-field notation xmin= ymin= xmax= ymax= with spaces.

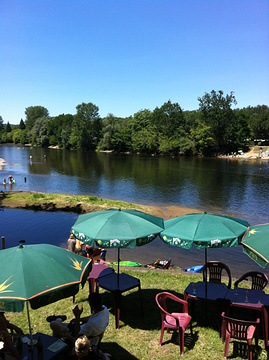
xmin=0 ymin=157 xmax=7 ymax=170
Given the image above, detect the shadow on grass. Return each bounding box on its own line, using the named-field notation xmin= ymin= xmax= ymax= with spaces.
xmin=100 ymin=288 xmax=215 ymax=332
xmin=223 ymin=341 xmax=264 ymax=360
xmin=100 ymin=342 xmax=139 ymax=359
xmin=162 ymin=329 xmax=198 ymax=354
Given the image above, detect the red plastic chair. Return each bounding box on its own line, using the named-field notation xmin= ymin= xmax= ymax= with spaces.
xmin=221 ymin=312 xmax=260 ymax=360
xmin=202 ymin=261 xmax=232 ymax=289
xmin=155 ymin=292 xmax=193 ymax=356
xmin=234 ymin=271 xmax=268 ymax=291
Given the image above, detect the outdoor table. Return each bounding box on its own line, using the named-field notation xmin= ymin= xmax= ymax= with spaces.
xmin=184 ymin=281 xmax=229 ymax=302
xmin=184 ymin=281 xmax=230 ymax=328
xmin=19 ymin=332 xmax=67 ymax=360
xmin=97 ymin=272 xmax=143 ymax=329
xmin=87 ymin=263 xmax=114 ymax=294
xmin=224 ymin=287 xmax=269 ymax=347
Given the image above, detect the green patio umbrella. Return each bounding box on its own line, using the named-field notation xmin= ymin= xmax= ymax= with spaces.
xmin=71 ymin=208 xmax=164 ymax=276
xmin=241 ymin=223 xmax=269 ymax=268
xmin=0 ymin=243 xmax=92 ymax=344
xmin=160 ymin=212 xmax=249 ymax=263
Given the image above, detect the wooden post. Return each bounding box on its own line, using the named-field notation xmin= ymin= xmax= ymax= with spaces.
xmin=1 ymin=236 xmax=5 ymax=250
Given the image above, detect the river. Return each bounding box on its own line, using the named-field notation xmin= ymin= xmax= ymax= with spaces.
xmin=0 ymin=144 xmax=269 ymax=277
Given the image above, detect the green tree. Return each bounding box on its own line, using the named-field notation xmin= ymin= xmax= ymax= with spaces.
xmin=12 ymin=129 xmax=24 ymax=144
xmin=130 ymin=110 xmax=158 ymax=153
xmin=248 ymin=105 xmax=269 ymax=139
xmin=6 ymin=122 xmax=11 ymax=133
xmin=19 ymin=119 xmax=26 ymax=130
xmin=0 ymin=116 xmax=3 ymax=131
xmin=111 ymin=125 xmax=132 ymax=152
xmin=30 ymin=116 xmax=49 ymax=146
xmin=198 ymin=90 xmax=237 ymax=154
xmin=152 ymin=100 xmax=185 ymax=137
xmin=70 ymin=102 xmax=101 ymax=149
xmin=98 ymin=114 xmax=121 ymax=150
xmin=190 ymin=121 xmax=215 ymax=155
xmin=25 ymin=106 xmax=49 ymax=130
xmin=47 ymin=114 xmax=74 ymax=147
xmin=132 ymin=126 xmax=158 ymax=153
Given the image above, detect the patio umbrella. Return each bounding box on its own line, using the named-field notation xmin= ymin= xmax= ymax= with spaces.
xmin=0 ymin=243 xmax=92 ymax=345
xmin=71 ymin=208 xmax=164 ymax=276
xmin=241 ymin=223 xmax=269 ymax=268
xmin=160 ymin=212 xmax=250 ymax=264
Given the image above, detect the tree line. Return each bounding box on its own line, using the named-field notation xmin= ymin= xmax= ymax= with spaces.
xmin=0 ymin=90 xmax=268 ymax=156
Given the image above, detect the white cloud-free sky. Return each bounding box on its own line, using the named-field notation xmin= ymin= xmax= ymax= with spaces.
xmin=1 ymin=0 xmax=268 ymax=123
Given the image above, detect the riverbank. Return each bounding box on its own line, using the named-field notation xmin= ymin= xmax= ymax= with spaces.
xmin=0 ymin=190 xmax=202 ymax=219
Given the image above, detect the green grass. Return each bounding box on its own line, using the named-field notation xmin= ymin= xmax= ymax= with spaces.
xmin=0 ymin=191 xmax=144 ymax=213
xmin=6 ymin=269 xmax=268 ymax=359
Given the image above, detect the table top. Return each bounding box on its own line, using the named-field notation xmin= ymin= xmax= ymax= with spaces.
xmin=185 ymin=281 xmax=269 ymax=308
xmin=20 ymin=332 xmax=67 ymax=360
xmin=184 ymin=281 xmax=229 ymax=301
xmin=225 ymin=287 xmax=269 ymax=308
xmin=97 ymin=272 xmax=140 ymax=292
xmin=87 ymin=263 xmax=114 ymax=280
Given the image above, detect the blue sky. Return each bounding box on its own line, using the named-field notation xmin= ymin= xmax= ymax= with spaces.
xmin=1 ymin=0 xmax=269 ymax=124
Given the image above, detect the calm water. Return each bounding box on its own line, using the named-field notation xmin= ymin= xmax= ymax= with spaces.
xmin=1 ymin=145 xmax=269 ymax=277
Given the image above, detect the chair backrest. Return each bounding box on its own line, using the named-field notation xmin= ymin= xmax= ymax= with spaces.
xmin=155 ymin=292 xmax=188 ymax=320
xmin=234 ymin=271 xmax=268 ymax=291
xmin=221 ymin=312 xmax=260 ymax=341
xmin=202 ymin=261 xmax=232 ymax=288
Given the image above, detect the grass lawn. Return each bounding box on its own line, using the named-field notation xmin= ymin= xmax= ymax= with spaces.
xmin=6 ymin=269 xmax=269 ymax=360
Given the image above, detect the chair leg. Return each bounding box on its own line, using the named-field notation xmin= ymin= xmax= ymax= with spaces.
xmin=179 ymin=328 xmax=184 ymax=356
xmin=224 ymin=335 xmax=230 ymax=359
xmin=159 ymin=325 xmax=165 ymax=346
xmin=247 ymin=340 xmax=253 ymax=360
xmin=189 ymin=321 xmax=193 ymax=336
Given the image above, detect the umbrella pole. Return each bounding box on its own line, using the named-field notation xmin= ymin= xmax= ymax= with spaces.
xmin=117 ymin=248 xmax=120 ymax=288
xmin=205 ymin=248 xmax=208 ymax=299
xmin=26 ymin=301 xmax=34 ymax=351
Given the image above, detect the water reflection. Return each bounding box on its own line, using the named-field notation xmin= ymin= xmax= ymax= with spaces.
xmin=0 ymin=145 xmax=268 ymax=225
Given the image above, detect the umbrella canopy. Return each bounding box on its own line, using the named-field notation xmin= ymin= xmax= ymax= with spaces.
xmin=71 ymin=208 xmax=164 ymax=276
xmin=161 ymin=212 xmax=249 ymax=251
xmin=0 ymin=244 xmax=92 ymax=313
xmin=71 ymin=208 xmax=164 ymax=249
xmin=241 ymin=223 xmax=269 ymax=268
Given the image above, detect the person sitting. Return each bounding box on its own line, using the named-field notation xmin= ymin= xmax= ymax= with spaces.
xmin=67 ymin=234 xmax=76 ymax=252
xmin=75 ymin=239 xmax=84 ymax=256
xmin=0 ymin=312 xmax=23 ymax=360
xmin=74 ymin=336 xmax=91 ymax=359
xmin=72 ymin=335 xmax=111 ymax=360
xmin=49 ymin=293 xmax=109 ymax=347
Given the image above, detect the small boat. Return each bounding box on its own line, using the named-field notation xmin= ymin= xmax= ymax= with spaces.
xmin=182 ymin=265 xmax=203 ymax=273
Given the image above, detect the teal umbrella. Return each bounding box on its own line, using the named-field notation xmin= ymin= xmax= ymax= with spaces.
xmin=161 ymin=212 xmax=249 ymax=263
xmin=71 ymin=208 xmax=164 ymax=275
xmin=0 ymin=244 xmax=92 ymax=344
xmin=241 ymin=223 xmax=269 ymax=268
